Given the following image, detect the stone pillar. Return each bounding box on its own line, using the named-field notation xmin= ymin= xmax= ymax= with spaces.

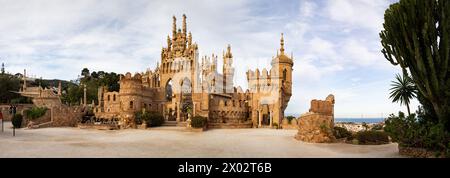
xmin=258 ymin=110 xmax=262 ymax=128
xmin=83 ymin=84 xmax=87 ymax=107
xmin=176 ymin=103 xmax=180 ymax=122
xmin=193 ymin=102 xmax=196 ymax=116
xmin=269 ymin=111 xmax=273 ymax=127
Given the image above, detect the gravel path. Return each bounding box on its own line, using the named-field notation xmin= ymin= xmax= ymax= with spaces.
xmin=0 ymin=122 xmax=402 ymax=158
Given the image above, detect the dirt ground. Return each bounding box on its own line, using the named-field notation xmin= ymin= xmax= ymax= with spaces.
xmin=0 ymin=121 xmax=402 ymax=158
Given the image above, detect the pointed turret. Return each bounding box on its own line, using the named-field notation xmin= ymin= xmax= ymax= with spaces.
xmin=172 ymin=16 xmax=177 ymax=37
xmin=167 ymin=35 xmax=171 ymax=50
xmin=188 ymin=32 xmax=192 ymax=46
xmin=280 ymin=33 xmax=285 ymax=55
xmin=182 ymin=14 xmax=187 ymax=35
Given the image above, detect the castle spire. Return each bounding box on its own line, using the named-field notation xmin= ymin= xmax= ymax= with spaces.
xmin=167 ymin=35 xmax=171 ymax=49
xmin=224 ymin=44 xmax=232 ymax=58
xmin=188 ymin=32 xmax=192 ymax=46
xmin=280 ymin=33 xmax=285 ymax=55
xmin=172 ymin=16 xmax=177 ymax=37
xmin=182 ymin=14 xmax=187 ymax=35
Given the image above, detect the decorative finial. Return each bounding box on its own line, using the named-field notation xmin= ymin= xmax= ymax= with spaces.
xmin=280 ymin=33 xmax=285 ymax=55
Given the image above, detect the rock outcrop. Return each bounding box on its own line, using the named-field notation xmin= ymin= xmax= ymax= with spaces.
xmin=295 ymin=94 xmax=335 ymax=143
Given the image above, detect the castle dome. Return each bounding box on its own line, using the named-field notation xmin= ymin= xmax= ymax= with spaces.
xmin=271 ymin=33 xmax=293 ymax=66
xmin=272 ymin=54 xmax=293 ymax=66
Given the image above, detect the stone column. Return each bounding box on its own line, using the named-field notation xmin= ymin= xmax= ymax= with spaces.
xmin=176 ymin=103 xmax=180 ymax=122
xmin=258 ymin=110 xmax=262 ymax=128
xmin=269 ymin=111 xmax=273 ymax=127
xmin=83 ymin=84 xmax=87 ymax=107
xmin=193 ymin=102 xmax=196 ymax=116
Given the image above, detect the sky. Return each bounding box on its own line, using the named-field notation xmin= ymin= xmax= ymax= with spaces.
xmin=0 ymin=0 xmax=419 ymax=118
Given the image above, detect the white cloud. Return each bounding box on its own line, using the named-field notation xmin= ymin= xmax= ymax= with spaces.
xmin=325 ymin=0 xmax=390 ymax=32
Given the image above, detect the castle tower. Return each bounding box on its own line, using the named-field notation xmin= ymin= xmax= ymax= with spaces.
xmin=271 ymin=33 xmax=293 ymax=95
xmin=119 ymin=73 xmax=143 ymax=113
xmin=270 ymin=33 xmax=294 ymax=125
xmin=223 ymin=44 xmax=235 ymax=93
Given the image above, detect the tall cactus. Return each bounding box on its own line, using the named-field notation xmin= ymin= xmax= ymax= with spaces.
xmin=380 ymin=0 xmax=449 ymax=129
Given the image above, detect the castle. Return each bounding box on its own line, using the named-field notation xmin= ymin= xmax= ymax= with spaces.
xmin=94 ymin=14 xmax=293 ymax=128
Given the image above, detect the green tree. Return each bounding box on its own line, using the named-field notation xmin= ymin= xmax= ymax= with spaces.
xmin=0 ymin=74 xmax=21 ymax=103
xmin=389 ymin=73 xmax=417 ymax=115
xmin=380 ymin=0 xmax=450 ymax=129
xmin=62 ymin=68 xmax=120 ymax=105
xmin=81 ymin=68 xmax=90 ymax=78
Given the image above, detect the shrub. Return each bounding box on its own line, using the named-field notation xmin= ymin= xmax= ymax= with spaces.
xmin=355 ymin=130 xmax=389 ymax=145
xmin=25 ymin=107 xmax=48 ymax=120
xmin=142 ymin=112 xmax=164 ymax=127
xmin=333 ymin=126 xmax=353 ymax=140
xmin=371 ymin=123 xmax=384 ymax=131
xmin=12 ymin=114 xmax=23 ymax=128
xmin=135 ymin=111 xmax=144 ymax=125
xmin=191 ymin=116 xmax=207 ymax=128
xmin=286 ymin=116 xmax=296 ymax=124
xmin=272 ymin=122 xmax=279 ymax=129
xmin=384 ymin=111 xmax=450 ymax=156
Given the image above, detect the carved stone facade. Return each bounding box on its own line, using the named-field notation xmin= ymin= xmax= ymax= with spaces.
xmin=295 ymin=95 xmax=335 ymax=143
xmin=94 ymin=14 xmax=294 ymax=129
xmin=17 ymin=69 xmax=62 ymax=108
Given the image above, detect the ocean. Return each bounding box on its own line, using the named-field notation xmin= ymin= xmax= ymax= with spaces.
xmin=334 ymin=118 xmax=385 ymax=124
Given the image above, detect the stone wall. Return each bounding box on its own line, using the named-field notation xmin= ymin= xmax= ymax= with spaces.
xmin=0 ymin=104 xmax=34 ymax=121
xmin=281 ymin=118 xmax=298 ymax=129
xmin=25 ymin=105 xmax=84 ymax=128
xmin=51 ymin=106 xmax=84 ymax=127
xmin=295 ymin=113 xmax=335 ymax=143
xmin=22 ymin=108 xmax=52 ymax=128
xmin=295 ymin=94 xmax=335 ymax=143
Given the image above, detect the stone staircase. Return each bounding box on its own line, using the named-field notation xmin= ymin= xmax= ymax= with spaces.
xmin=162 ymin=121 xmax=177 ymax=127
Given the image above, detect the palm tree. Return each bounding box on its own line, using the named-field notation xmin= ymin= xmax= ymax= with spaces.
xmin=389 ymin=73 xmax=417 ymax=115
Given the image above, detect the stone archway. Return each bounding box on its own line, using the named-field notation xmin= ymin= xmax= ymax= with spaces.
xmin=165 ymin=79 xmax=173 ymax=102
xmin=180 ymin=77 xmax=193 ymax=122
xmin=261 ymin=104 xmax=270 ymax=126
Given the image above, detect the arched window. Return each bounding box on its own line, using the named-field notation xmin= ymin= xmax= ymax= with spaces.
xmin=283 ymin=69 xmax=287 ymax=81
xmin=166 ymin=79 xmax=173 ymax=101
xmin=130 ymin=101 xmax=134 ymax=109
xmin=113 ymin=94 xmax=116 ymax=101
xmin=107 ymin=95 xmax=110 ymax=101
